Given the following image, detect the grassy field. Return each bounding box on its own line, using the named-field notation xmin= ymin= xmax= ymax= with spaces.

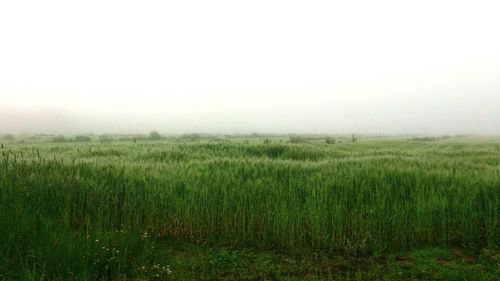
xmin=0 ymin=135 xmax=499 ymax=280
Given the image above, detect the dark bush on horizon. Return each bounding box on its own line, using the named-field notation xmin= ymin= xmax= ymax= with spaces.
xmin=149 ymin=131 xmax=162 ymax=140
xmin=74 ymin=135 xmax=92 ymax=142
xmin=52 ymin=135 xmax=69 ymax=142
xmin=2 ymin=134 xmax=15 ymax=141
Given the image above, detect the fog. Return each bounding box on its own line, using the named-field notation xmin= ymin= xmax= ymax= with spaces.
xmin=1 ymin=1 xmax=499 ymax=135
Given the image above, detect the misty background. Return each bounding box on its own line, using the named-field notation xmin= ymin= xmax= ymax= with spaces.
xmin=1 ymin=1 xmax=499 ymax=135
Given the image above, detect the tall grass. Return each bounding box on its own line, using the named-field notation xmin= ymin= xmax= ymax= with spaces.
xmin=0 ymin=138 xmax=499 ymax=279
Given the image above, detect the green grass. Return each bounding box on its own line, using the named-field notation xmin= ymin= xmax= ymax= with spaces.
xmin=0 ymin=136 xmax=499 ymax=280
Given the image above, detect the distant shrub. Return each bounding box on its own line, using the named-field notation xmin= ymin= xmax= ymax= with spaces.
xmin=149 ymin=131 xmax=162 ymax=140
xmin=117 ymin=135 xmax=145 ymax=142
xmin=99 ymin=134 xmax=112 ymax=143
xmin=325 ymin=137 xmax=336 ymax=144
xmin=52 ymin=136 xmax=68 ymax=142
xmin=2 ymin=134 xmax=15 ymax=141
xmin=74 ymin=135 xmax=92 ymax=142
xmin=181 ymin=133 xmax=202 ymax=140
xmin=263 ymin=138 xmax=272 ymax=144
xmin=351 ymin=135 xmax=358 ymax=143
xmin=411 ymin=136 xmax=441 ymax=142
xmin=289 ymin=136 xmax=308 ymax=143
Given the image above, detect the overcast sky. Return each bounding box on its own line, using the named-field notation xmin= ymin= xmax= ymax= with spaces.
xmin=1 ymin=0 xmax=499 ymax=135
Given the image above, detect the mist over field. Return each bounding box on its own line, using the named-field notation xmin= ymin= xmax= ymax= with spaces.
xmin=2 ymin=2 xmax=500 ymax=280
xmin=2 ymin=85 xmax=500 ymax=135
xmin=1 ymin=1 xmax=500 ymax=135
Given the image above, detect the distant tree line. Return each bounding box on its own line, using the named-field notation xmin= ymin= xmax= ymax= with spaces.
xmin=52 ymin=135 xmax=92 ymax=143
xmin=410 ymin=136 xmax=453 ymax=142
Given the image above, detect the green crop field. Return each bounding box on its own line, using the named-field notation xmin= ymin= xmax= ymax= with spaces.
xmin=0 ymin=135 xmax=499 ymax=280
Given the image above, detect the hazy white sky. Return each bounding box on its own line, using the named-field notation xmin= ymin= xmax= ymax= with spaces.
xmin=1 ymin=0 xmax=499 ymax=134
